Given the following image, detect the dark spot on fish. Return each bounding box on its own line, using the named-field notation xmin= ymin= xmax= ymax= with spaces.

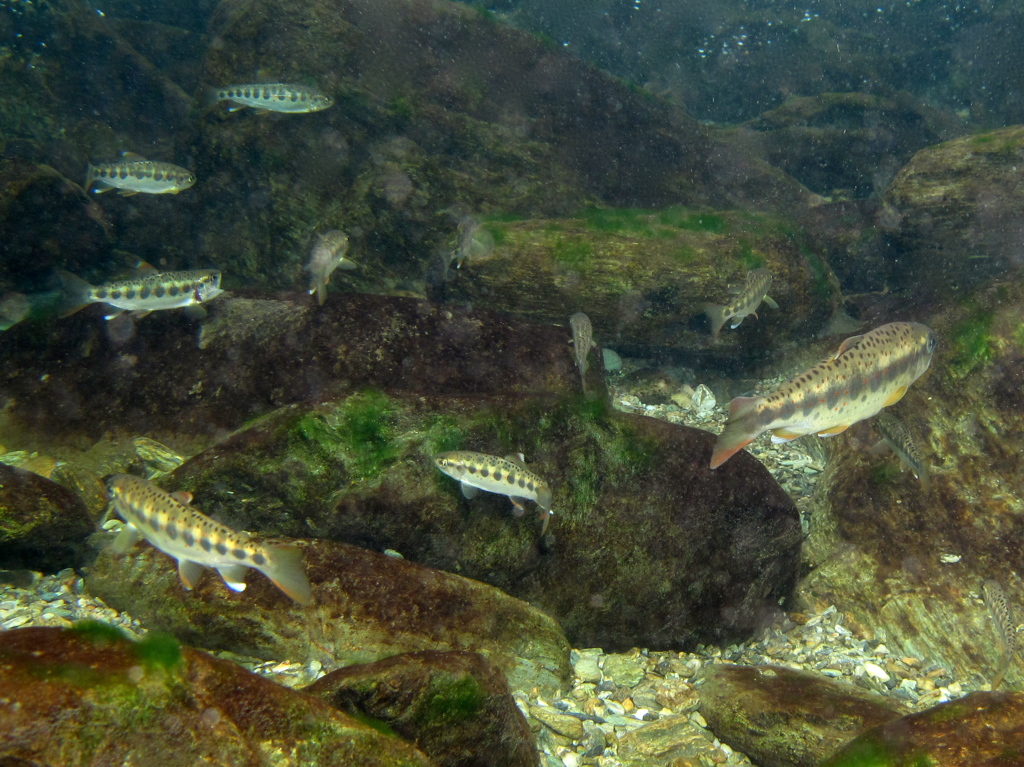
xmin=467 ymin=465 xmax=477 ymax=474
xmin=95 ymin=289 xmax=108 ymax=299
xmin=780 ymin=403 xmax=796 ymax=419
xmin=200 ymin=537 xmax=212 ymax=552
xmin=110 ymin=290 xmax=121 ymax=299
xmin=100 ymin=168 xmax=109 ymax=178
xmin=252 ymin=552 xmax=266 ymax=566
xmin=119 ymin=168 xmax=128 ymax=179
xmin=155 ymin=286 xmax=165 ymax=298
xmin=480 ymin=469 xmax=490 ymax=478
xmin=518 ymin=477 xmax=526 ymax=488
xmin=291 ymin=92 xmax=298 ymax=101
xmin=124 ymin=289 xmax=135 ymax=299
xmin=140 ymin=287 xmax=150 ymax=299
xmin=527 ymin=481 xmax=535 ymax=492
xmin=182 ymin=531 xmax=194 ymax=546
xmin=232 ymin=548 xmax=246 ymax=560
xmin=148 ymin=514 xmax=160 ymax=530
xmin=215 ymin=542 xmax=228 ymax=555
xmin=507 ymin=472 xmax=517 ymax=485
xmin=493 ymin=472 xmax=502 ymax=481
xmin=168 ymin=285 xmax=179 ymax=297
xmin=243 ymin=89 xmax=251 ymax=98
xmin=166 ymin=523 xmax=178 ymax=540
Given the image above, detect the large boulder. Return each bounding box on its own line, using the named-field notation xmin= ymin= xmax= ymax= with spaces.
xmin=0 ymin=624 xmax=436 ymax=767
xmin=85 ymin=536 xmax=572 ymax=696
xmin=159 ymin=389 xmax=802 ymax=652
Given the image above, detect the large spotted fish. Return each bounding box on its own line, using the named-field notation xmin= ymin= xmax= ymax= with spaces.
xmin=711 ymin=322 xmax=937 ymax=469
xmin=58 ymin=268 xmax=223 ymax=320
xmin=433 ymin=451 xmax=554 ymax=533
xmin=705 ymin=268 xmax=778 ymax=342
xmin=85 ymin=153 xmax=195 ymax=195
xmin=106 ymin=474 xmax=311 ymax=604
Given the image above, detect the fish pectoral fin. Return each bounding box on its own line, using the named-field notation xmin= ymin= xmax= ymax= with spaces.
xmin=816 ymin=424 xmax=850 ymax=437
xmin=92 ymin=186 xmax=113 ymax=194
xmin=170 ymin=491 xmax=193 ymax=505
xmin=460 ymin=482 xmax=479 ymax=500
xmin=833 ymin=334 xmax=865 ymax=359
xmin=509 ymin=497 xmax=528 ymax=517
xmin=868 ymin=439 xmax=892 ymax=456
xmin=883 ymin=385 xmax=908 ymax=407
xmin=770 ymin=428 xmax=805 ymax=443
xmin=130 ymin=310 xmax=152 ymax=320
xmin=763 ymin=295 xmax=779 ymax=309
xmin=103 ymin=309 xmax=125 ymax=320
xmin=183 ymin=305 xmax=209 ymax=320
xmin=117 ymin=190 xmax=140 ymax=197
xmin=111 ymin=525 xmax=141 ymax=555
xmin=729 ymin=317 xmax=745 ymax=329
xmin=216 ymin=565 xmax=249 ymax=592
xmin=177 ymin=559 xmax=205 ymax=590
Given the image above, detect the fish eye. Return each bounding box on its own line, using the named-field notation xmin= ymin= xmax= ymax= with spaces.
xmin=927 ymin=333 xmax=937 ymax=353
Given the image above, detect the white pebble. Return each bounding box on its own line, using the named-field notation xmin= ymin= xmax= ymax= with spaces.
xmin=863 ymin=662 xmax=890 ymax=682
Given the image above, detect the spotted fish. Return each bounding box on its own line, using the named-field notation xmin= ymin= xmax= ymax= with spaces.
xmin=870 ymin=413 xmax=931 ymax=493
xmin=107 ymin=474 xmax=311 ymax=604
xmin=569 ymin=312 xmax=597 ymax=388
xmin=705 ymin=268 xmax=778 ymax=342
xmin=208 ymin=83 xmax=334 ymax=113
xmin=85 ymin=153 xmax=195 ymax=195
xmin=983 ymin=580 xmax=1017 ymax=690
xmin=58 ymin=268 xmax=223 ymax=320
xmin=306 ymin=230 xmax=356 ymax=306
xmin=711 ymin=322 xmax=937 ymax=469
xmin=433 ymin=451 xmax=554 ymax=533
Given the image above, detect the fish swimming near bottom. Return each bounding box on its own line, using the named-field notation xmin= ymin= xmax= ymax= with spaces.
xmin=106 ymin=474 xmax=311 ymax=605
xmin=434 ymin=451 xmax=554 ymax=533
xmin=58 ymin=268 xmax=224 ymax=320
xmin=870 ymin=413 xmax=931 ymax=493
xmin=705 ymin=268 xmax=778 ymax=342
xmin=711 ymin=322 xmax=937 ymax=469
xmin=983 ymin=579 xmax=1017 ymax=690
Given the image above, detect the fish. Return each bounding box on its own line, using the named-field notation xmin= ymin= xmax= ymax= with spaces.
xmin=983 ymin=580 xmax=1017 ymax=690
xmin=0 ymin=292 xmax=30 ymax=331
xmin=433 ymin=451 xmax=554 ymax=533
xmin=58 ymin=267 xmax=224 ymax=320
xmin=306 ymin=230 xmax=356 ymax=305
xmin=705 ymin=268 xmax=778 ymax=342
xmin=208 ymin=83 xmax=334 ymax=113
xmin=711 ymin=322 xmax=937 ymax=469
xmin=869 ymin=413 xmax=931 ymax=493
xmin=569 ymin=312 xmax=597 ymax=389
xmin=133 ymin=437 xmax=186 ymax=479
xmin=85 ymin=153 xmax=195 ymax=195
xmin=106 ymin=474 xmax=312 ymax=605
xmin=450 ymin=216 xmax=494 ymax=269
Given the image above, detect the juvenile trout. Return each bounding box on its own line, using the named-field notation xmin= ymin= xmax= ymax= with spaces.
xmin=711 ymin=322 xmax=937 ymax=469
xmin=983 ymin=579 xmax=1017 ymax=690
xmin=705 ymin=268 xmax=778 ymax=342
xmin=86 ymin=154 xmax=195 ymax=195
xmin=870 ymin=413 xmax=931 ymax=493
xmin=107 ymin=474 xmax=311 ymax=604
xmin=209 ymin=83 xmax=334 ymax=113
xmin=58 ymin=269 xmax=223 ymax=320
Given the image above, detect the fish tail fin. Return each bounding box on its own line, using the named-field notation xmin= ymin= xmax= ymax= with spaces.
xmin=710 ymin=396 xmax=764 ymax=469
xmin=203 ymin=86 xmax=223 ymax=108
xmin=704 ymin=303 xmax=728 ymax=342
xmin=536 ymin=487 xmax=553 ymax=534
xmin=56 ymin=270 xmax=94 ymax=317
xmin=918 ymin=465 xmax=932 ymax=495
xmin=84 ymin=163 xmax=95 ymax=191
xmin=263 ymin=544 xmax=312 ymax=605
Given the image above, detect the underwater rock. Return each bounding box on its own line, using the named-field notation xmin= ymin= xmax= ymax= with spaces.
xmin=698 ymin=664 xmax=907 ymax=767
xmin=84 ymin=536 xmax=571 ymax=696
xmin=161 ymin=391 xmax=802 ymax=652
xmin=0 ymin=293 xmax=588 ymax=438
xmin=799 ymin=274 xmax=1024 ymax=691
xmin=0 ymin=625 xmax=435 ymax=767
xmin=429 ymin=211 xmax=840 ymax=360
xmin=820 ymin=691 xmax=1024 ymax=767
xmin=616 ymin=715 xmax=723 ymax=767
xmin=0 ymin=161 xmax=112 ymax=292
xmin=305 ymin=650 xmax=538 ymax=767
xmin=882 ymin=124 xmax=1024 ymax=302
xmin=0 ymin=463 xmax=94 ymax=572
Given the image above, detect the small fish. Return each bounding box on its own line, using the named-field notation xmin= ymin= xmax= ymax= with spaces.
xmin=705 ymin=268 xmax=778 ymax=342
xmin=107 ymin=474 xmax=311 ymax=604
xmin=450 ymin=217 xmax=494 ymax=269
xmin=208 ymin=83 xmax=334 ymax=113
xmin=434 ymin=451 xmax=554 ymax=533
xmin=711 ymin=322 xmax=937 ymax=469
xmin=85 ymin=153 xmax=195 ymax=196
xmin=133 ymin=437 xmax=186 ymax=479
xmin=58 ymin=268 xmax=223 ymax=320
xmin=869 ymin=413 xmax=931 ymax=493
xmin=983 ymin=580 xmax=1017 ymax=690
xmin=569 ymin=312 xmax=597 ymax=388
xmin=306 ymin=230 xmax=356 ymax=306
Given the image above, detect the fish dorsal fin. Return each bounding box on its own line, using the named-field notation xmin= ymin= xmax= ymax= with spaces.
xmin=833 ymin=334 xmax=866 ymax=359
xmin=216 ymin=565 xmax=249 ymax=592
xmin=170 ymin=491 xmax=193 ymax=505
xmin=120 ymin=151 xmax=147 ymax=162
xmin=177 ymin=559 xmax=205 ymax=590
xmin=133 ymin=260 xmax=160 ymax=278
xmin=504 ymin=453 xmax=526 ymax=468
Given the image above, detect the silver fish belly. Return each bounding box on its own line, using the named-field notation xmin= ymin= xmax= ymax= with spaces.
xmin=107 ymin=474 xmax=311 ymax=604
xmin=704 ymin=268 xmax=777 ymax=341
xmin=86 ymin=157 xmax=195 ymax=195
xmin=210 ymin=83 xmax=334 ymax=113
xmin=434 ymin=450 xmax=554 ymax=533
